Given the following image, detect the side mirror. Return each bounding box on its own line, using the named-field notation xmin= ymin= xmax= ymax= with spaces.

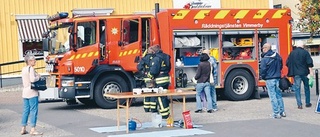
xmin=118 ymin=41 xmax=124 ymax=46
xmin=69 ymin=33 xmax=76 ymax=51
xmin=68 ymin=26 xmax=74 ymax=33
xmin=134 ymin=56 xmax=140 ymax=63
xmin=42 ymin=38 xmax=49 ymax=51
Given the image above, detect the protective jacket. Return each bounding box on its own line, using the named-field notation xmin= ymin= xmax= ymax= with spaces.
xmin=137 ymin=53 xmax=154 ymax=74
xmin=148 ymin=50 xmax=171 ymax=88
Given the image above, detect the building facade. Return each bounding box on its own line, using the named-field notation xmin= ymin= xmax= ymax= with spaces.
xmin=273 ymin=0 xmax=299 ymax=19
xmin=273 ymin=0 xmax=300 ymax=31
xmin=0 ymin=0 xmax=271 ymax=76
xmin=273 ymin=0 xmax=320 ymax=56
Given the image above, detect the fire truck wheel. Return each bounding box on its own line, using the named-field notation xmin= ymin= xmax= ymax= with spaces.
xmin=224 ymin=69 xmax=254 ymax=101
xmin=94 ymin=75 xmax=129 ymax=109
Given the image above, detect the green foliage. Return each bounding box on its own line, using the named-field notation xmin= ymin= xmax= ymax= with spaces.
xmin=296 ymin=0 xmax=320 ymax=39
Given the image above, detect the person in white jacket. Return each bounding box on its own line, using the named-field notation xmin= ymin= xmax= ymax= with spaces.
xmin=20 ymin=54 xmax=43 ymax=135
xmin=203 ymin=49 xmax=218 ymax=112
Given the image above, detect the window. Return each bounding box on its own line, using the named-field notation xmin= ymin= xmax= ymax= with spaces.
xmin=273 ymin=4 xmax=282 ymax=9
xmin=122 ymin=19 xmax=139 ymax=45
xmin=15 ymin=14 xmax=48 ymax=59
xmin=22 ymin=42 xmax=43 ymax=57
xmin=77 ymin=21 xmax=97 ymax=48
xmin=99 ymin=20 xmax=106 ymax=45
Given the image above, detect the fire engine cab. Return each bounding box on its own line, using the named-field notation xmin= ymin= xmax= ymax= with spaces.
xmin=42 ymin=4 xmax=292 ymax=108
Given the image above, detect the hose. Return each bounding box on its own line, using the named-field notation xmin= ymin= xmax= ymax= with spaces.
xmin=131 ymin=117 xmax=142 ymax=129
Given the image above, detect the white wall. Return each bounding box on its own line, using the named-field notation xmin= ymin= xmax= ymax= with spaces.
xmin=273 ymin=0 xmax=300 ymax=19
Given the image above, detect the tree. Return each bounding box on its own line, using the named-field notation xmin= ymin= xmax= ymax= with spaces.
xmin=296 ymin=0 xmax=320 ymax=40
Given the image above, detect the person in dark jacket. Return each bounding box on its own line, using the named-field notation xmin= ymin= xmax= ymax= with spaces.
xmin=286 ymin=40 xmax=314 ymax=109
xmin=194 ymin=53 xmax=214 ymax=113
xmin=203 ymin=49 xmax=218 ymax=112
xmin=260 ymin=43 xmax=285 ymax=119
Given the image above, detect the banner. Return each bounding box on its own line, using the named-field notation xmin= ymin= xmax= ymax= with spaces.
xmin=173 ymin=0 xmax=221 ymax=9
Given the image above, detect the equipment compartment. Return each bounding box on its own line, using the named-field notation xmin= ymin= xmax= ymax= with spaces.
xmin=221 ymin=30 xmax=256 ymax=60
xmin=173 ymin=30 xmax=220 ymax=88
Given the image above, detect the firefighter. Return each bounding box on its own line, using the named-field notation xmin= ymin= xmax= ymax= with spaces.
xmin=148 ymin=45 xmax=171 ymax=119
xmin=137 ymin=47 xmax=157 ymax=112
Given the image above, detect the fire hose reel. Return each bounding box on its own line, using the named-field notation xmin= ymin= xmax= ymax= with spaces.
xmin=176 ymin=69 xmax=188 ymax=88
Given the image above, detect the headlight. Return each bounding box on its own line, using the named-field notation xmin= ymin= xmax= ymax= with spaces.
xmin=61 ymin=80 xmax=74 ymax=87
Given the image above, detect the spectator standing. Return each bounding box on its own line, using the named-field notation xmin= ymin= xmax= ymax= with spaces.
xmin=286 ymin=40 xmax=314 ymax=109
xmin=194 ymin=53 xmax=214 ymax=113
xmin=21 ymin=54 xmax=43 ymax=135
xmin=260 ymin=43 xmax=285 ymax=118
xmin=203 ymin=49 xmax=218 ymax=111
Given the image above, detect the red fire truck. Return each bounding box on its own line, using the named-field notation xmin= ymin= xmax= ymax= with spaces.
xmin=42 ymin=5 xmax=292 ymax=108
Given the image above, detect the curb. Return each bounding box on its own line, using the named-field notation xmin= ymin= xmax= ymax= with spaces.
xmin=0 ymin=85 xmax=23 ymax=93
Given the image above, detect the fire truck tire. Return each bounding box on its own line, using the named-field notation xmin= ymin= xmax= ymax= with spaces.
xmin=224 ymin=69 xmax=254 ymax=101
xmin=94 ymin=75 xmax=129 ymax=109
xmin=78 ymin=98 xmax=96 ymax=106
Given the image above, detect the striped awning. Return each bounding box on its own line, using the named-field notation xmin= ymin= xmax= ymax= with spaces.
xmin=15 ymin=14 xmax=49 ymax=42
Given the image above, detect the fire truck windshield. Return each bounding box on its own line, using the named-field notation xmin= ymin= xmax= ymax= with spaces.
xmin=48 ymin=25 xmax=72 ymax=55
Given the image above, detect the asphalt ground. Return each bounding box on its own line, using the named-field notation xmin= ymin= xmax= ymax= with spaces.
xmin=1 ymin=86 xmax=320 ymax=137
xmin=1 ymin=47 xmax=320 ymax=137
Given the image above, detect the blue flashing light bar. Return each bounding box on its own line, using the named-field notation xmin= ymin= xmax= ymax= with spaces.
xmin=48 ymin=12 xmax=69 ymax=21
